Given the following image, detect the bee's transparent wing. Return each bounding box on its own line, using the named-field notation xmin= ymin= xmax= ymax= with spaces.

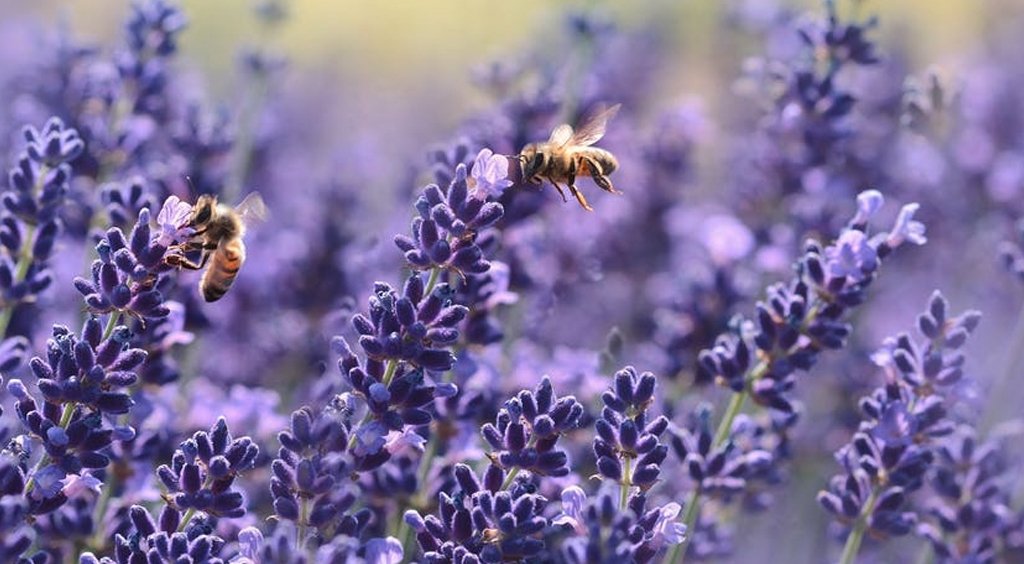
xmin=569 ymin=103 xmax=620 ymax=147
xmin=235 ymin=192 xmax=268 ymax=226
xmin=548 ymin=124 xmax=575 ymax=147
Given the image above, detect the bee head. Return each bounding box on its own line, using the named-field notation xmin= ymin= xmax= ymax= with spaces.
xmin=190 ymin=195 xmax=217 ymax=227
xmin=519 ymin=145 xmax=546 ymax=180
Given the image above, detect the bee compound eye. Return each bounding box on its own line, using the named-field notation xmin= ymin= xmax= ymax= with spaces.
xmin=525 ymin=153 xmax=545 ymax=175
xmin=194 ymin=206 xmax=211 ymax=224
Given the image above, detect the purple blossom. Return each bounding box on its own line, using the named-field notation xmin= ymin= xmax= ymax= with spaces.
xmin=884 ymin=202 xmax=928 ymax=247
xmin=154 ymin=194 xmax=195 ymax=247
xmin=851 ymin=189 xmax=885 ymax=225
xmin=469 ymin=148 xmax=513 ymax=200
xmin=650 ymin=502 xmax=687 ymax=546
xmin=552 ymin=486 xmax=588 ymax=534
xmin=74 ymin=208 xmax=177 ymax=321
xmin=824 ymin=230 xmax=878 ymax=282
xmin=364 ymin=537 xmax=404 ymax=564
xmin=233 ymin=526 xmax=263 ymax=563
xmin=0 ymin=1 xmax=1023 ymax=563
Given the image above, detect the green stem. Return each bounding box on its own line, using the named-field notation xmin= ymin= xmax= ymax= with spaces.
xmin=668 ymin=361 xmax=765 ymax=563
xmin=838 ymin=487 xmax=881 ymax=564
xmin=500 ymin=466 xmax=522 ymax=491
xmin=23 ymin=403 xmax=77 ymax=494
xmin=86 ymin=463 xmax=117 ymax=551
xmin=422 ymin=266 xmax=443 ymax=298
xmin=663 ymin=487 xmax=701 ymax=563
xmin=297 ymin=495 xmax=310 ymax=550
xmin=0 ymin=226 xmax=35 ymax=339
xmin=102 ymin=312 xmax=122 ymax=341
xmin=620 ymin=456 xmax=633 ymax=510
xmin=414 ymin=435 xmax=439 ymax=506
xmin=381 ymin=357 xmax=399 ymax=386
xmin=711 ymin=386 xmax=749 ymax=446
xmin=178 ymin=507 xmax=196 ymax=533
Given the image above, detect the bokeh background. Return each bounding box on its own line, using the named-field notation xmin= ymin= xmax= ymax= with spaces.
xmin=1 ymin=0 xmax=1004 ymax=193
xmin=2 ymin=0 xmax=1024 ymax=562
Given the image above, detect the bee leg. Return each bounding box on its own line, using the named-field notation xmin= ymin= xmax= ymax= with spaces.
xmin=564 ymin=165 xmax=594 ymax=211
xmin=548 ymin=180 xmax=570 ymax=203
xmin=568 ymin=184 xmax=594 ymax=212
xmin=164 ymin=246 xmax=212 ymax=270
xmin=165 ymin=253 xmax=203 ymax=271
xmin=582 ymin=156 xmax=621 ymax=195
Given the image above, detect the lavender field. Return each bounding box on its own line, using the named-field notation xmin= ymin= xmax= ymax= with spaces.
xmin=0 ymin=0 xmax=1023 ymax=562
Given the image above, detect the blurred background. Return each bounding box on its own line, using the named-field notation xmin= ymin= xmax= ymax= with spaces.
xmin=0 ymin=0 xmax=1003 ymax=190
xmin=3 ymin=1 xmax=1024 ymax=562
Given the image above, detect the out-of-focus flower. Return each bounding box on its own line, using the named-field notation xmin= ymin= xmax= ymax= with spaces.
xmin=883 ymin=203 xmax=928 ymax=248
xmin=818 ymin=292 xmax=983 ymax=557
xmin=364 ymin=537 xmax=404 ymax=564
xmin=0 ymin=117 xmax=83 ymax=335
xmin=552 ymin=485 xmax=588 ymax=534
xmin=824 ymin=230 xmax=878 ymax=282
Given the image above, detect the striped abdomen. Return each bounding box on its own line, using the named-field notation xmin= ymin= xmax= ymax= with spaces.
xmin=200 ymin=237 xmax=246 ymax=302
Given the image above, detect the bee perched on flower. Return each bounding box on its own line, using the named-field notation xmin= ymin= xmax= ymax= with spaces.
xmin=162 ymin=193 xmax=267 ymax=302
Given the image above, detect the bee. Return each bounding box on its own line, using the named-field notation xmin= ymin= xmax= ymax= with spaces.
xmin=165 ymin=192 xmax=266 ymax=302
xmin=518 ymin=103 xmax=621 ymax=211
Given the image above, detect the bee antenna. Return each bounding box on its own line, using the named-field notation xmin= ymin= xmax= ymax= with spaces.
xmin=185 ymin=176 xmax=198 ymax=200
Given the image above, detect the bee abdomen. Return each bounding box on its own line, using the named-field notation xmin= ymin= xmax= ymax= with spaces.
xmin=583 ymin=148 xmax=618 ymax=174
xmin=200 ymin=239 xmax=246 ymax=302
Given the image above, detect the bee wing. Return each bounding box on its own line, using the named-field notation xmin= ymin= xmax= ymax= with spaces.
xmin=235 ymin=192 xmax=268 ymax=227
xmin=548 ymin=123 xmax=575 ymax=147
xmin=569 ymin=103 xmax=621 ymax=147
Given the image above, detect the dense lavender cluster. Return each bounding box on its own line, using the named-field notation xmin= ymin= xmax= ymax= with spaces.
xmin=0 ymin=0 xmax=1023 ymax=563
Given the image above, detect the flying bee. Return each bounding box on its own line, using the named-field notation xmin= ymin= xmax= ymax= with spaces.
xmin=165 ymin=192 xmax=266 ymax=302
xmin=518 ymin=103 xmax=621 ymax=211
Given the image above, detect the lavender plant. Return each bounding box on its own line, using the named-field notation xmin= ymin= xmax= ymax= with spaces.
xmin=0 ymin=0 xmax=1023 ymax=563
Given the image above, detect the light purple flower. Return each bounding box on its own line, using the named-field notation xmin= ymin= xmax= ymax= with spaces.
xmin=158 ymin=301 xmax=195 ymax=349
xmin=885 ymin=202 xmax=928 ymax=247
xmin=32 ymin=464 xmax=65 ymax=498
xmin=851 ymin=189 xmax=884 ymax=225
xmin=869 ymin=336 xmax=899 ymax=368
xmin=482 ymin=261 xmax=519 ymax=309
xmin=469 ymin=148 xmax=513 ymax=199
xmin=155 ymin=195 xmax=195 ymax=246
xmin=386 ymin=427 xmax=427 ymax=457
xmin=230 ymin=526 xmax=263 ymax=563
xmin=62 ymin=471 xmax=103 ymax=498
xmin=353 ymin=420 xmax=388 ymax=457
xmin=552 ymin=485 xmax=588 ymax=534
xmin=364 ymin=537 xmax=404 ymax=564
xmin=651 ymin=502 xmax=687 ymax=546
xmin=824 ymin=230 xmax=878 ymax=282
